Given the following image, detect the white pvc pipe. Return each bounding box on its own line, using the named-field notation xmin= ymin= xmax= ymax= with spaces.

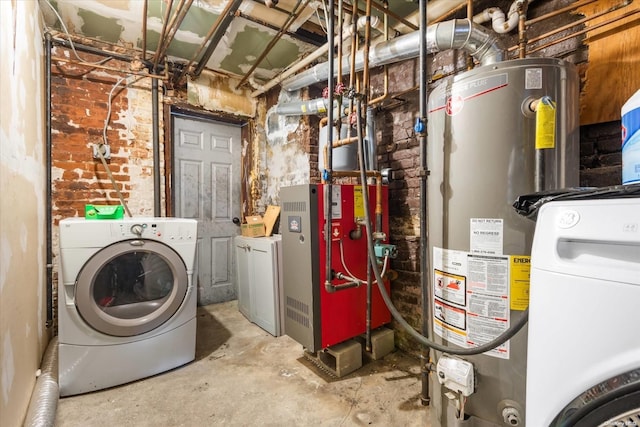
xmin=474 ymin=0 xmax=535 ymax=34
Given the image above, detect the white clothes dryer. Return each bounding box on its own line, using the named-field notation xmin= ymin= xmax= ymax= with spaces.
xmin=527 ymin=198 xmax=640 ymax=426
xmin=58 ymin=217 xmax=198 ymax=396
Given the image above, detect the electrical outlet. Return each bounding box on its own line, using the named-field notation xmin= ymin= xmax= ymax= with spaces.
xmin=92 ymin=144 xmax=111 ymax=159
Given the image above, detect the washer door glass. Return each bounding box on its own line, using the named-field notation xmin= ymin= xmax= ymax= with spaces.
xmin=75 ymin=239 xmax=188 ymax=337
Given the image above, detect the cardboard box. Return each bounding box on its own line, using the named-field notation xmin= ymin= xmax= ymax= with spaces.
xmin=241 ymin=215 xmax=265 ymax=237
xmin=263 ymin=205 xmax=281 ymax=237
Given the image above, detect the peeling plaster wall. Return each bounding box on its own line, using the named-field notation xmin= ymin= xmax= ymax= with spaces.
xmin=50 ymin=49 xmax=164 ymax=222
xmin=0 ymin=1 xmax=48 ymax=426
xmin=187 ymin=71 xmax=256 ymax=117
xmin=249 ymin=93 xmax=311 ymax=215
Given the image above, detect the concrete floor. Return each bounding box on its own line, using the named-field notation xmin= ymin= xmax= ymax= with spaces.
xmin=56 ymin=301 xmax=431 ymax=426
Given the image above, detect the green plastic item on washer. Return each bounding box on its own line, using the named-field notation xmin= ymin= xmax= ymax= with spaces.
xmin=85 ymin=204 xmax=124 ymax=219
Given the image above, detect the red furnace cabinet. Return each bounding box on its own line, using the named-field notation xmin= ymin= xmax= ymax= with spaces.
xmin=280 ymin=184 xmax=391 ymax=353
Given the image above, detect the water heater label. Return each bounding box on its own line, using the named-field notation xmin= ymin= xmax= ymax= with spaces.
xmin=525 ymin=68 xmax=543 ymax=89
xmin=428 ymin=74 xmax=508 ymax=115
xmin=510 ymin=256 xmax=531 ymax=311
xmin=433 ymin=247 xmax=511 ymax=359
xmin=470 ymin=218 xmax=503 ymax=255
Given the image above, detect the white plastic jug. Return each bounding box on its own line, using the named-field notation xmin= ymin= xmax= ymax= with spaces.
xmin=621 ymin=89 xmax=640 ymax=185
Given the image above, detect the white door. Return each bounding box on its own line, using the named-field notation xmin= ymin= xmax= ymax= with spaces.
xmin=173 ymin=116 xmax=241 ymax=305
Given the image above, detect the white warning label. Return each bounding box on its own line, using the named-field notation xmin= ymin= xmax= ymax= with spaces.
xmin=433 ymin=247 xmax=511 ymax=359
xmin=470 ymin=218 xmax=503 ymax=255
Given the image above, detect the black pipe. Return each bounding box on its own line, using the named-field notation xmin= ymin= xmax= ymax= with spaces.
xmin=192 ymin=0 xmax=243 ymax=77
xmin=51 ymin=37 xmax=158 ymax=71
xmin=324 ymin=0 xmax=335 ymax=293
xmin=418 ymin=0 xmax=431 ymax=406
xmin=45 ymin=33 xmax=53 ymax=328
xmin=152 ymin=78 xmax=161 ymax=216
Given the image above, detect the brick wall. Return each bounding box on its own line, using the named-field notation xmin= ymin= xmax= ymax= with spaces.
xmin=50 ymin=46 xmax=162 ymax=224
xmin=580 ymin=120 xmax=622 ymax=187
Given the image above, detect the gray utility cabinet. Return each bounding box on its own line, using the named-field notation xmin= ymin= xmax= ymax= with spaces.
xmin=234 ymin=235 xmax=284 ymax=336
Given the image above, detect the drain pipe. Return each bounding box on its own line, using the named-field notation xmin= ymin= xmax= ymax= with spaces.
xmin=324 ymin=0 xmax=336 ymax=295
xmin=152 ymin=78 xmax=161 ymax=216
xmin=45 ymin=32 xmax=53 ymax=328
xmin=23 ymin=337 xmax=58 ymax=427
xmin=281 ymin=18 xmax=505 ymax=92
xmin=417 ymin=0 xmax=431 ymax=406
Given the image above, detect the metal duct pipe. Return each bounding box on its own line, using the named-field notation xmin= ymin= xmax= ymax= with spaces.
xmin=23 ymin=337 xmax=58 ymax=427
xmin=281 ymin=19 xmax=505 ymax=92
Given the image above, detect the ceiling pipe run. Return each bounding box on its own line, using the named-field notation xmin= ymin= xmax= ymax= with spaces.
xmin=152 ymin=0 xmax=174 ymax=70
xmin=192 ymin=0 xmax=244 ymax=77
xmin=250 ymin=14 xmax=387 ymax=97
xmin=280 ymin=19 xmax=505 ymax=92
xmin=236 ymin=0 xmax=311 ymax=89
xmin=155 ymin=0 xmax=194 ymax=63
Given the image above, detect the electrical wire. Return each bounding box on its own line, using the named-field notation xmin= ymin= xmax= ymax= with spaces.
xmin=97 ymin=74 xmax=147 ymax=218
xmin=40 ymin=0 xmax=112 ymax=65
xmin=338 ymin=240 xmax=388 ymax=284
xmin=354 ymin=98 xmax=529 ymax=356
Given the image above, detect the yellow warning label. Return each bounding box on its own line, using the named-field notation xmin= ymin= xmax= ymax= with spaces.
xmin=535 ymin=99 xmax=556 ymax=149
xmin=510 ymin=255 xmax=530 ymax=311
xmin=354 ymin=186 xmax=364 ymax=218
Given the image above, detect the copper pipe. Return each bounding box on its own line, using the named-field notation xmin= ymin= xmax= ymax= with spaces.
xmin=332 ymin=171 xmax=383 ymax=222
xmin=466 ymin=0 xmax=474 ymax=70
xmin=142 ymin=0 xmax=148 ymax=62
xmin=518 ymin=1 xmax=529 ymax=59
xmin=369 ymin=2 xmax=389 ymax=106
xmin=334 ymin=0 xmax=417 ymax=31
xmin=370 ymin=0 xmax=417 ymax=30
xmin=236 ymin=0 xmax=309 ymax=88
xmin=52 ymin=57 xmax=165 ymax=79
xmin=349 ymin=0 xmax=359 ymax=89
xmin=527 ymin=7 xmax=640 ymax=54
xmin=361 ymin=0 xmax=373 ymax=100
xmin=156 ymin=0 xmax=193 ymax=64
xmin=176 ymin=0 xmax=240 ymax=83
xmin=431 ymin=2 xmax=466 ymax=24
xmin=526 ymin=0 xmax=598 ymax=26
xmin=508 ymin=2 xmax=637 ymax=53
xmin=152 ymin=0 xmax=174 ymax=70
xmin=332 ymin=170 xmax=381 ymax=178
xmin=323 ymin=135 xmax=360 ymax=181
xmin=509 ymin=0 xmax=633 ymax=52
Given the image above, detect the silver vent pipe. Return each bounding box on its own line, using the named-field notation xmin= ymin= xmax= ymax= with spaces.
xmin=23 ymin=336 xmax=58 ymax=427
xmin=281 ymin=19 xmax=505 ymax=92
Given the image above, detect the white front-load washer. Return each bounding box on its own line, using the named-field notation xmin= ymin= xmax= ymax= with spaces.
xmin=58 ymin=217 xmax=198 ymax=396
xmin=527 ymin=197 xmax=640 ymax=426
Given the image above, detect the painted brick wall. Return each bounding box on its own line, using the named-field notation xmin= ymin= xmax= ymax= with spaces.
xmin=50 ymin=47 xmax=162 ymax=225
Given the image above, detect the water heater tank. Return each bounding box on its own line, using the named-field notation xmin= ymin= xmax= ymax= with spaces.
xmin=426 ymin=57 xmax=580 ymax=426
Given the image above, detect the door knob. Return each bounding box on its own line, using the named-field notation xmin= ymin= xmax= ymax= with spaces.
xmin=233 ymin=217 xmax=241 ymax=226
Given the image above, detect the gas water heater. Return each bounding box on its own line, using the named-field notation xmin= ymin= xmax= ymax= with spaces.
xmin=426 ymin=58 xmax=580 ymax=426
xmin=280 ymin=184 xmax=391 ymax=354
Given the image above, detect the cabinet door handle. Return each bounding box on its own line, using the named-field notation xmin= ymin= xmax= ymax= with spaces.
xmin=237 ymin=244 xmax=250 ymax=251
